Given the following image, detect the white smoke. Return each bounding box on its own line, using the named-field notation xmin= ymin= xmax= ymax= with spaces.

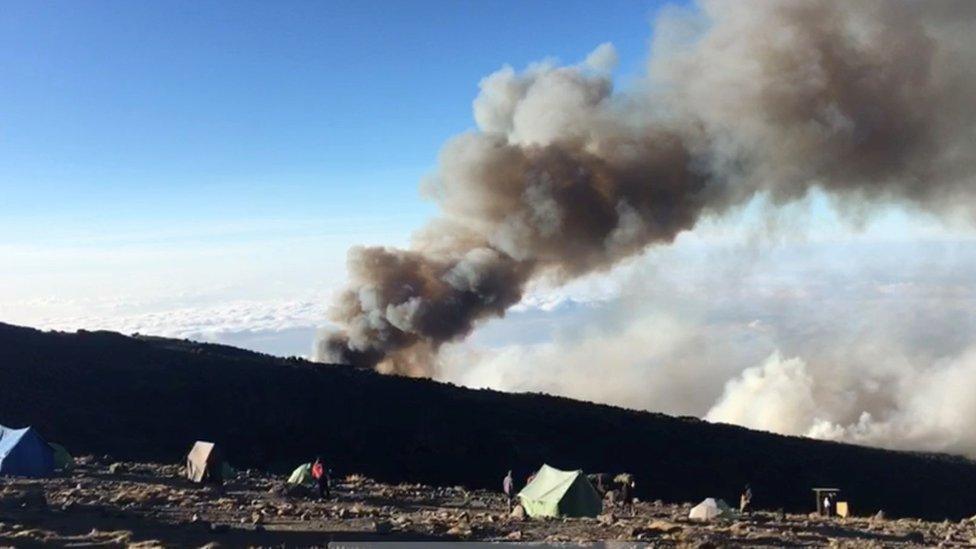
xmin=437 ymin=201 xmax=976 ymax=457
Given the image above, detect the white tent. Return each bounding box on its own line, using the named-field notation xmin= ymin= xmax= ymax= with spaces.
xmin=689 ymin=498 xmax=736 ymax=520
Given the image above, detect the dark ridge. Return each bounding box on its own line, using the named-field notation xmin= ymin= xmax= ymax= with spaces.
xmin=1 ymin=321 xmax=974 ymax=520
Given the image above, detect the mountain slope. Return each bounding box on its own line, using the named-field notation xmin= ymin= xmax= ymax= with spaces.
xmin=1 ymin=322 xmax=974 ymax=519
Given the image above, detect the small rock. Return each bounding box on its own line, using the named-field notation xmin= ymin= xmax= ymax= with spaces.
xmin=730 ymin=521 xmax=751 ymax=536
xmin=251 ymin=512 xmax=263 ymax=524
xmin=598 ymin=512 xmax=615 ymax=526
xmin=108 ymin=463 xmax=124 ymax=475
xmin=191 ymin=513 xmax=201 ymax=523
xmin=506 ymin=530 xmax=522 ymax=541
xmin=904 ymin=531 xmax=926 ymax=544
xmin=446 ymin=523 xmax=472 ymax=537
xmin=646 ymin=520 xmax=683 ymax=535
xmin=510 ymin=504 xmax=526 ymax=520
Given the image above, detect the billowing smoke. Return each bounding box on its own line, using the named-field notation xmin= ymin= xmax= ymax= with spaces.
xmin=318 ymin=0 xmax=976 ymax=375
xmin=434 ymin=222 xmax=976 ymax=456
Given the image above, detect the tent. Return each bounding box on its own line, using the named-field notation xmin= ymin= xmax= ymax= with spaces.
xmin=689 ymin=498 xmax=736 ymax=520
xmin=287 ymin=462 xmax=313 ymax=486
xmin=49 ymin=443 xmax=74 ymax=471
xmin=0 ymin=425 xmax=55 ymax=478
xmin=518 ymin=464 xmax=602 ymax=518
xmin=186 ymin=441 xmax=226 ymax=484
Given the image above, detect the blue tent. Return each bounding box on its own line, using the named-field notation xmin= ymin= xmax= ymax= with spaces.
xmin=0 ymin=425 xmax=55 ymax=477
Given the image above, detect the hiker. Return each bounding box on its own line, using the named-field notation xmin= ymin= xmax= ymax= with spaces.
xmin=618 ymin=477 xmax=636 ymax=516
xmin=588 ymin=473 xmax=607 ymax=497
xmin=312 ymin=457 xmax=330 ymax=500
xmin=503 ymin=470 xmax=514 ymax=510
xmin=739 ymin=484 xmax=753 ymax=513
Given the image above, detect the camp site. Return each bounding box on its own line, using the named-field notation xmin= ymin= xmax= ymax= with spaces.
xmin=4 ymin=422 xmax=976 ymax=546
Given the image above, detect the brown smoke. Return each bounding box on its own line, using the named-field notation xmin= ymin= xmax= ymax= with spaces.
xmin=317 ymin=0 xmax=976 ymax=374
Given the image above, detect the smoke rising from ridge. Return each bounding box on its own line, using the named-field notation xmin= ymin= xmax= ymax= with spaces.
xmin=318 ymin=0 xmax=976 ymax=375
xmin=435 ymin=223 xmax=976 ymax=457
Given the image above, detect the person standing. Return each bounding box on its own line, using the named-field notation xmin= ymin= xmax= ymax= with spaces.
xmin=740 ymin=484 xmax=753 ymax=514
xmin=619 ymin=477 xmax=635 ymax=516
xmin=503 ymin=470 xmax=514 ymax=511
xmin=823 ymin=494 xmax=832 ymax=517
xmin=312 ymin=457 xmax=330 ymax=500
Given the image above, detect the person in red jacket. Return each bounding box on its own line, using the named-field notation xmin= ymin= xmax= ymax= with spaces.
xmin=311 ymin=457 xmax=330 ymax=499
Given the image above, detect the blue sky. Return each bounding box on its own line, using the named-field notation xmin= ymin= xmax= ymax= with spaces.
xmin=0 ymin=1 xmax=668 ymax=239
xmin=0 ymin=0 xmax=679 ymax=341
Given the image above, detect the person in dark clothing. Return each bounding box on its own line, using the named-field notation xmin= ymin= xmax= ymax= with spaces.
xmin=587 ymin=473 xmax=607 ymax=497
xmin=502 ymin=470 xmax=514 ymax=511
xmin=618 ymin=476 xmax=636 ymax=516
xmin=312 ymin=456 xmax=330 ymax=500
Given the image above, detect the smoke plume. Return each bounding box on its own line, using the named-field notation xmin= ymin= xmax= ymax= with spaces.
xmin=318 ymin=0 xmax=976 ymax=375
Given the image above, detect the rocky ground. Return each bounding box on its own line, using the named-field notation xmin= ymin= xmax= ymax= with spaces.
xmin=2 ymin=458 xmax=976 ymax=548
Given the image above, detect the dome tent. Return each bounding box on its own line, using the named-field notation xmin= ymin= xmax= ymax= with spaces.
xmin=518 ymin=464 xmax=602 ymax=518
xmin=49 ymin=442 xmax=74 ymax=471
xmin=689 ymin=497 xmax=737 ymax=520
xmin=0 ymin=425 xmax=55 ymax=478
xmin=186 ymin=441 xmax=228 ymax=484
xmin=288 ymin=462 xmax=314 ymax=486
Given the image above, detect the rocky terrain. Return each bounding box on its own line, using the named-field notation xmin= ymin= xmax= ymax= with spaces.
xmin=4 ymin=457 xmax=976 ymax=548
xmin=4 ymin=321 xmax=976 ymax=522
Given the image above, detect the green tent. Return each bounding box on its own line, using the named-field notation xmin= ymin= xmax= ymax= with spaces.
xmin=287 ymin=462 xmax=313 ymax=486
xmin=221 ymin=461 xmax=236 ymax=480
xmin=49 ymin=443 xmax=73 ymax=471
xmin=518 ymin=464 xmax=602 ymax=518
